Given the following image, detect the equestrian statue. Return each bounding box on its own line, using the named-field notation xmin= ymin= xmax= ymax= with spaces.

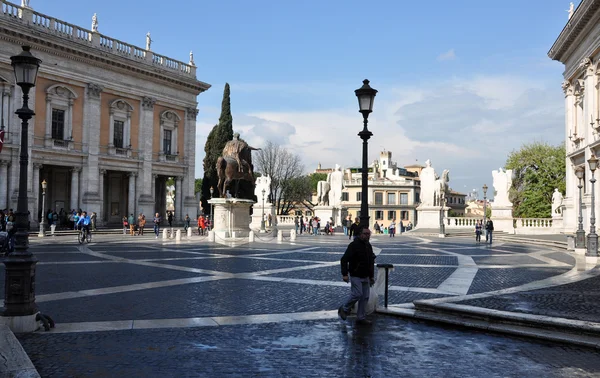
xmin=216 ymin=133 xmax=260 ymax=200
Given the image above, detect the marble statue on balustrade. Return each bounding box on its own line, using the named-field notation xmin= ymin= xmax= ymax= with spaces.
xmin=552 ymin=188 xmax=564 ymax=217
xmin=254 ymin=175 xmax=271 ymax=203
xmin=492 ymin=168 xmax=513 ymax=207
xmin=91 ymin=13 xmax=98 ymax=32
xmin=21 ymin=0 xmax=30 ymax=8
xmin=327 ymin=164 xmax=345 ymax=208
xmin=217 ymin=132 xmax=260 ymax=200
xmin=419 ymin=159 xmax=448 ymax=207
xmin=146 ymin=32 xmax=152 ymax=51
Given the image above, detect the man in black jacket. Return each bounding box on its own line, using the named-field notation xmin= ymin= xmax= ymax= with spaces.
xmin=338 ymin=227 xmax=376 ymax=325
xmin=348 ymin=217 xmax=361 ymax=240
xmin=485 ymin=218 xmax=494 ymax=244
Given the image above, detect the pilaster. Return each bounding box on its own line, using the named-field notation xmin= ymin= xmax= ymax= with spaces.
xmin=70 ymin=167 xmax=81 ymax=210
xmin=81 ymin=83 xmax=103 ymax=214
xmin=0 ymin=161 xmax=8 ymax=209
xmin=137 ymin=97 xmax=156 ymax=218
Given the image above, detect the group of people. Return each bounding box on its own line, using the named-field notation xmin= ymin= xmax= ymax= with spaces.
xmin=293 ymin=216 xmax=336 ymax=236
xmin=475 ymin=218 xmax=494 ymax=244
xmin=197 ymin=215 xmax=211 ymax=235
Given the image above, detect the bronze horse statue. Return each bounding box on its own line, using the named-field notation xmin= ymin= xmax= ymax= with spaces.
xmin=216 ymin=156 xmax=254 ymax=198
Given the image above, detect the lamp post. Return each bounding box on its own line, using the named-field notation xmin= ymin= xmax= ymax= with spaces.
xmin=587 ymin=154 xmax=598 ymax=257
xmin=439 ymin=193 xmax=446 ymax=237
xmin=3 ymin=46 xmax=41 ymax=320
xmin=575 ymin=166 xmax=586 ymax=249
xmin=355 ymin=79 xmax=377 ymax=230
xmin=482 ymin=184 xmax=488 ymax=223
xmin=38 ymin=179 xmax=47 ymax=237
xmin=260 ymin=188 xmax=266 ymax=232
xmin=209 ymin=186 xmax=214 ymax=230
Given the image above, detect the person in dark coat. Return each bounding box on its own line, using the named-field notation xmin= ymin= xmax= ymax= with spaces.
xmin=348 ymin=217 xmax=361 ymax=240
xmin=338 ymin=227 xmax=376 ymax=325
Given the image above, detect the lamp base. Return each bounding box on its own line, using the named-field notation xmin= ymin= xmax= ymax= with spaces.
xmin=0 ymin=312 xmax=39 ymax=333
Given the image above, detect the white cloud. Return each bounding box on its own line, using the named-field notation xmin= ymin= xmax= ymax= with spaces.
xmin=194 ymin=74 xmax=563 ymax=195
xmin=437 ymin=49 xmax=457 ymax=61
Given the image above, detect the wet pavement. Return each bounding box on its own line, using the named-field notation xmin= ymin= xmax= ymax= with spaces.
xmin=3 ymin=234 xmax=600 ymax=376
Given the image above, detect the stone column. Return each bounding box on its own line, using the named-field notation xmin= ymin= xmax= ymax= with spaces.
xmin=152 ymin=174 xmax=157 ymax=201
xmin=137 ymin=96 xmax=156 ymax=218
xmin=128 ymin=172 xmax=136 ymax=217
xmin=70 ymin=167 xmax=80 ymax=211
xmin=99 ymin=169 xmax=106 ymax=223
xmin=81 ymin=83 xmax=103 ymax=217
xmin=0 ymin=161 xmax=7 ymax=209
xmin=44 ymin=96 xmax=52 ymax=145
xmin=175 ymin=176 xmax=183 ymax=221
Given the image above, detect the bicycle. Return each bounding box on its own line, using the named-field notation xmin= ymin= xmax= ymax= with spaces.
xmin=78 ymin=228 xmax=92 ymax=244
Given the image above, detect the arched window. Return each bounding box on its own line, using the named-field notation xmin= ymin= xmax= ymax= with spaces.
xmin=109 ymin=99 xmax=134 ymax=156
xmin=160 ymin=110 xmax=180 ymax=162
xmin=45 ymin=84 xmax=78 ymax=148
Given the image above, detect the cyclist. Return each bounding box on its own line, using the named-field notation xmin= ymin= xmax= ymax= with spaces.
xmin=77 ymin=211 xmax=91 ymax=240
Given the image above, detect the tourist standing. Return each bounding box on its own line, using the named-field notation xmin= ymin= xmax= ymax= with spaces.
xmin=90 ymin=212 xmax=97 ymax=231
xmin=184 ymin=214 xmax=191 ymax=232
xmin=338 ymin=228 xmax=375 ymax=325
xmin=485 ymin=218 xmax=494 ymax=244
xmin=138 ymin=213 xmax=146 ymax=236
xmin=348 ymin=217 xmax=361 ymax=240
xmin=389 ymin=219 xmax=396 ymax=238
xmin=128 ymin=213 xmax=135 ymax=236
xmin=153 ymin=213 xmax=161 ymax=238
xmin=167 ymin=211 xmax=173 ymax=228
xmin=475 ymin=220 xmax=482 ymax=243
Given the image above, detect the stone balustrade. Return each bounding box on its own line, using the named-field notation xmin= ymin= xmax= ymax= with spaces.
xmin=445 ymin=217 xmax=479 ymax=228
xmin=276 ymin=215 xmax=295 ymax=225
xmin=1 ymin=0 xmax=196 ymax=78
xmin=442 ymin=216 xmax=559 ymax=235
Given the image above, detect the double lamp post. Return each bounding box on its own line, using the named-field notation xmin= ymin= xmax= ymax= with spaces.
xmin=573 ymin=154 xmax=599 ymax=257
xmin=3 ymin=46 xmax=41 ymax=323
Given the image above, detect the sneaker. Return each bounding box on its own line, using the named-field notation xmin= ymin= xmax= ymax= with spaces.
xmin=338 ymin=306 xmax=347 ymax=321
xmin=356 ymin=319 xmax=372 ymax=325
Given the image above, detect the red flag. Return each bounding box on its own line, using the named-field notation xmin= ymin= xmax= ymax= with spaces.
xmin=0 ymin=129 xmax=4 ymax=154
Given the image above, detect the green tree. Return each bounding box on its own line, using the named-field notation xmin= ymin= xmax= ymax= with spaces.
xmin=200 ymin=83 xmax=234 ymax=212
xmin=505 ymin=142 xmax=565 ymax=218
xmin=309 ymin=173 xmax=327 ymax=192
xmin=194 ymin=178 xmax=202 ymax=194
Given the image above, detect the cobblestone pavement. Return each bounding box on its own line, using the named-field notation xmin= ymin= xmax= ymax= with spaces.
xmin=2 ymin=234 xmax=595 ymax=376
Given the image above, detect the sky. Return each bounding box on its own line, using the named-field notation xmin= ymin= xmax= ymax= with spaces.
xmin=32 ymin=0 xmax=578 ymax=199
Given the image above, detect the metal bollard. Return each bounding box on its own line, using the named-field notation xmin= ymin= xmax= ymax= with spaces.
xmin=376 ymin=263 xmax=394 ymax=308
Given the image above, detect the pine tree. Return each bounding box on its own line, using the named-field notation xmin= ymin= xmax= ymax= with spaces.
xmin=200 ymin=83 xmax=234 ymax=213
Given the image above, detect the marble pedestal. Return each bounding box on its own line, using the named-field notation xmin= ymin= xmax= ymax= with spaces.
xmin=250 ymin=203 xmax=275 ymax=232
xmin=208 ymin=198 xmax=253 ymax=239
xmin=415 ymin=205 xmax=448 ymax=229
xmin=491 ymin=205 xmax=514 ymax=234
xmin=314 ymin=205 xmax=335 ymax=225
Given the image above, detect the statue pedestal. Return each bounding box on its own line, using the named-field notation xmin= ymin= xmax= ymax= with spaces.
xmin=250 ymin=203 xmax=275 ymax=232
xmin=314 ymin=205 xmax=335 ymax=224
xmin=491 ymin=205 xmax=514 ymax=233
xmin=208 ymin=198 xmax=254 ymax=239
xmin=415 ymin=205 xmax=448 ymax=229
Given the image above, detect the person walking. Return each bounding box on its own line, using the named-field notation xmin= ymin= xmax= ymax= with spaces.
xmin=122 ymin=215 xmax=128 ymax=235
xmin=389 ymin=219 xmax=396 ymax=238
xmin=184 ymin=214 xmax=191 ymax=232
xmin=138 ymin=213 xmax=146 ymax=236
xmin=475 ymin=220 xmax=482 ymax=243
xmin=348 ymin=217 xmax=361 ymax=240
xmin=153 ymin=212 xmax=161 ymax=238
xmin=338 ymin=227 xmax=376 ymax=325
xmin=90 ymin=212 xmax=97 ymax=231
xmin=167 ymin=211 xmax=173 ymax=229
xmin=485 ymin=218 xmax=494 ymax=244
xmin=128 ymin=213 xmax=135 ymax=236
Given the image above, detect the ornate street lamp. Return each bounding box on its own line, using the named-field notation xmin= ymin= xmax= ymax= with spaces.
xmin=209 ymin=186 xmax=214 ymax=230
xmin=260 ymin=188 xmax=266 ymax=232
xmin=482 ymin=184 xmax=488 ymax=222
xmin=587 ymin=154 xmax=598 ymax=257
xmin=3 ymin=46 xmax=41 ymax=321
xmin=38 ymin=179 xmax=47 ymax=237
xmin=355 ymin=79 xmax=377 ymax=230
xmin=575 ymin=166 xmax=586 ymax=249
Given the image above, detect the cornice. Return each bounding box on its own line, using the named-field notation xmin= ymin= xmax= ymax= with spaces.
xmin=0 ymin=24 xmax=211 ymax=95
xmin=548 ymin=0 xmax=600 ymax=62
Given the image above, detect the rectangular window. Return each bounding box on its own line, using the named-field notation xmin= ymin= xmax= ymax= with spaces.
xmin=415 ymin=192 xmax=420 ymax=204
xmin=342 ymin=192 xmax=349 ymax=201
xmin=51 ymin=109 xmax=65 ymax=140
xmin=356 ymin=192 xmax=362 ymax=202
xmin=401 ymin=211 xmax=409 ymax=220
xmin=387 ymin=211 xmax=395 ymax=220
xmin=113 ymin=120 xmax=124 ymax=148
xmin=400 ymin=193 xmax=408 ymax=205
xmin=163 ymin=129 xmax=172 ymax=155
xmin=374 ymin=192 xmax=383 ymax=205
xmin=375 ymin=210 xmax=384 ymax=220
xmin=387 ymin=193 xmax=396 ymax=205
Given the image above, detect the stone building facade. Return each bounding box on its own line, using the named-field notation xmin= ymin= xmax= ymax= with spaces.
xmin=548 ymin=0 xmax=600 ymax=234
xmin=0 ymin=1 xmax=209 ymax=226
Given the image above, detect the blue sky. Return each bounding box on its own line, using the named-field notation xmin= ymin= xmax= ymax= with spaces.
xmin=33 ymin=0 xmax=577 ymax=198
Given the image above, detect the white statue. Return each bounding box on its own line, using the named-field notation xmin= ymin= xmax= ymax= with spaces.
xmin=567 ymin=2 xmax=574 ymax=19
xmin=225 ymin=190 xmax=232 ymax=199
xmin=317 ymin=180 xmax=331 ymax=206
xmin=552 ymin=188 xmax=564 ymax=215
xmin=189 ymin=50 xmax=195 ymax=66
xmin=21 ymin=0 xmax=30 ymax=8
xmin=146 ymin=32 xmax=152 ymax=51
xmin=434 ymin=169 xmax=450 ymax=205
xmin=91 ymin=13 xmax=98 ymax=32
xmin=254 ymin=175 xmax=272 ymax=203
xmin=492 ymin=168 xmax=513 ymax=206
xmin=327 ymin=164 xmax=345 ymax=208
xmin=419 ymin=159 xmax=437 ymax=206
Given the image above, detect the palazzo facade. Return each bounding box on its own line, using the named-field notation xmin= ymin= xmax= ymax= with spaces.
xmin=0 ymin=1 xmax=210 ymax=225
xmin=548 ymin=0 xmax=600 ymax=234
